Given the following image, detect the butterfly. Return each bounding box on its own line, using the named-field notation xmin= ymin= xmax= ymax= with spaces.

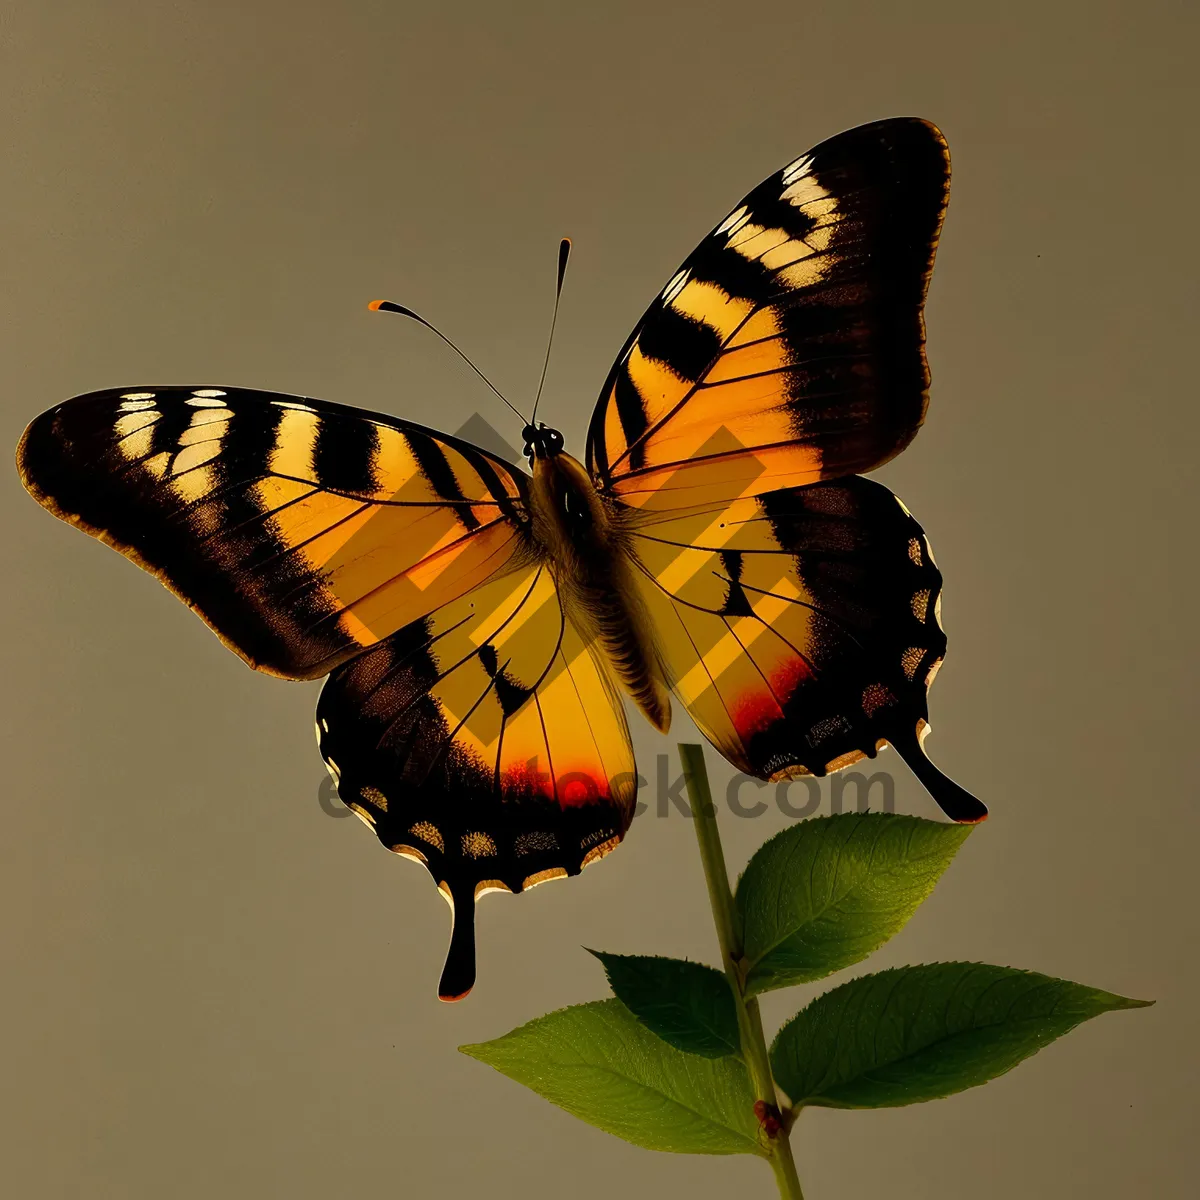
xmin=17 ymin=117 xmax=984 ymax=1001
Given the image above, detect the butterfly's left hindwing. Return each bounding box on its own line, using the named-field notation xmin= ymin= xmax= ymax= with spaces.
xmin=17 ymin=386 xmax=529 ymax=679
xmin=316 ymin=562 xmax=635 ymax=999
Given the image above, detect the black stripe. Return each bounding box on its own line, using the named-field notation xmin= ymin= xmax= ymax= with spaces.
xmin=403 ymin=432 xmax=480 ymax=530
xmin=718 ymin=550 xmax=754 ymax=617
xmin=687 ymin=234 xmax=775 ymax=303
xmin=773 ymin=286 xmax=873 ymax=341
xmin=314 ymin=413 xmax=380 ymax=495
xmin=636 ymin=306 xmax=723 ymax=382
xmin=149 ymin=400 xmax=195 ymax=458
xmin=477 ymin=642 xmax=532 ymax=718
xmin=612 ymin=366 xmax=649 ymax=471
xmin=742 ymin=181 xmax=822 ymax=241
xmin=228 ymin=395 xmax=285 ymax=478
xmin=460 ymin=445 xmax=523 ymax=523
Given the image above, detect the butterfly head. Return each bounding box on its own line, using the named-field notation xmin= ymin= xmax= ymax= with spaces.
xmin=522 ymin=423 xmax=565 ymax=463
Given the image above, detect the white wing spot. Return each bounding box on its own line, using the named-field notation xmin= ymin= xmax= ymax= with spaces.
xmin=660 ymin=269 xmax=691 ymax=305
xmin=115 ymin=411 xmax=158 ymax=439
xmin=726 ymin=221 xmax=794 ymax=261
xmin=185 ymin=396 xmax=227 ymax=408
xmin=273 ymin=400 xmax=317 ymax=412
xmin=119 ymin=398 xmax=156 ymax=412
xmin=192 ymin=389 xmax=227 ymax=398
xmin=120 ymin=392 xmax=155 ymax=401
xmin=178 ymin=409 xmax=231 ymax=443
xmin=782 ymin=174 xmax=831 ymax=208
xmin=716 ymin=205 xmax=750 ymax=236
xmin=781 ymin=154 xmax=813 ymax=186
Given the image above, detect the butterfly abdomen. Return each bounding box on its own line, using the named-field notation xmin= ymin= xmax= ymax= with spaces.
xmin=529 ymin=451 xmax=671 ymax=732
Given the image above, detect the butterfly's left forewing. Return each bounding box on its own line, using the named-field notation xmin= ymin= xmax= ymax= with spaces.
xmin=18 ymin=386 xmax=529 ymax=679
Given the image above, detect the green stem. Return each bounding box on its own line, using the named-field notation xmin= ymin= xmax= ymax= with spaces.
xmin=679 ymin=744 xmax=805 ymax=1200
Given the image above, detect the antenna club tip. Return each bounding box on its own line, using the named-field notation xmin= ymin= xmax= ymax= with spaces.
xmin=367 ymin=299 xmax=386 ymax=311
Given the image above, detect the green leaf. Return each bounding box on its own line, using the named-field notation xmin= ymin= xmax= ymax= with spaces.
xmin=588 ymin=951 xmax=739 ymax=1058
xmin=771 ymin=962 xmax=1152 ymax=1109
xmin=461 ymin=999 xmax=763 ymax=1155
xmin=735 ymin=812 xmax=972 ymax=994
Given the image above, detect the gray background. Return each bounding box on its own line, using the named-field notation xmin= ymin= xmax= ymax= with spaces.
xmin=3 ymin=2 xmax=1194 ymax=1197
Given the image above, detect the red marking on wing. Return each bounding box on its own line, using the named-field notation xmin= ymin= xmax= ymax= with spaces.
xmin=500 ymin=761 xmax=614 ymax=808
xmin=732 ymin=688 xmax=784 ymax=740
xmin=554 ymin=770 xmax=613 ymax=807
xmin=731 ymin=657 xmax=812 ymax=740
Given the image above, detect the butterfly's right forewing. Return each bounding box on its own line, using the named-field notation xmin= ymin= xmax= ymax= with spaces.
xmin=587 ymin=117 xmax=951 ymax=507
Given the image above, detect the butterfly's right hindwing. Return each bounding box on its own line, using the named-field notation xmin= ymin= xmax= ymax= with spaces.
xmin=625 ymin=478 xmax=985 ymax=821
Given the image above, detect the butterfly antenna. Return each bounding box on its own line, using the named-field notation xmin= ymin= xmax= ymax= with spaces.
xmin=529 ymin=237 xmax=572 ymax=427
xmin=368 ymin=300 xmax=529 ymax=424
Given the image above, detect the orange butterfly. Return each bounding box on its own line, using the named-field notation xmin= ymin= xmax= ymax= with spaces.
xmin=17 ymin=117 xmax=983 ymax=1000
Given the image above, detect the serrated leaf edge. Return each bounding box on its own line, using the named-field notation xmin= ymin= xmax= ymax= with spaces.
xmin=737 ymin=814 xmax=972 ymax=993
xmin=769 ymin=961 xmax=1152 ymax=1108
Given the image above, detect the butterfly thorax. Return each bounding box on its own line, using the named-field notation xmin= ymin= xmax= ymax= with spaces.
xmin=528 ymin=447 xmax=671 ymax=733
